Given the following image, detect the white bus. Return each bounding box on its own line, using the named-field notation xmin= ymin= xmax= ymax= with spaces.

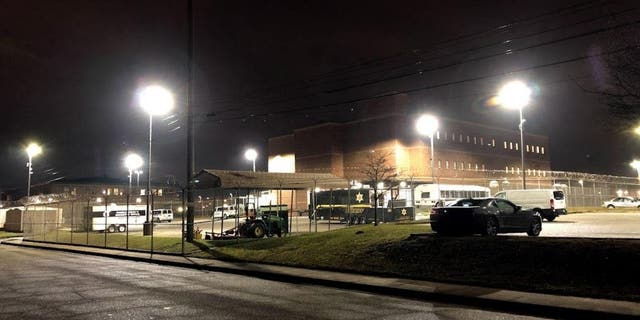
xmin=414 ymin=184 xmax=491 ymax=208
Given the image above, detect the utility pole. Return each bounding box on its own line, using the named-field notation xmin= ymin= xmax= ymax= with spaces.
xmin=186 ymin=0 xmax=195 ymax=242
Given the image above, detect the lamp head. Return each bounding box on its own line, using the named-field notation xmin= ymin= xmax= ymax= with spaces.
xmin=497 ymin=80 xmax=531 ymax=110
xmin=124 ymin=153 xmax=144 ymax=171
xmin=244 ymin=148 xmax=258 ymax=161
xmin=25 ymin=143 xmax=42 ymax=159
xmin=138 ymin=85 xmax=174 ymax=116
xmin=416 ymin=114 xmax=439 ymax=137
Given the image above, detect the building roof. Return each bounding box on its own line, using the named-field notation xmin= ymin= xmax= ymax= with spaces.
xmin=193 ymin=170 xmax=349 ymax=190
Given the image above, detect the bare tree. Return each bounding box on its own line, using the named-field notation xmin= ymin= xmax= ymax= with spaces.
xmin=587 ymin=19 xmax=640 ymax=123
xmin=360 ymin=151 xmax=397 ymax=226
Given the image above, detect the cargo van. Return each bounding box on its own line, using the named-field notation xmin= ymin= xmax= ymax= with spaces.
xmin=494 ymin=189 xmax=566 ymax=221
xmin=152 ymin=209 xmax=173 ymax=223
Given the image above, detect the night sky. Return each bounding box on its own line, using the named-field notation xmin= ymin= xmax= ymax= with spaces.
xmin=1 ymin=0 xmax=639 ymax=190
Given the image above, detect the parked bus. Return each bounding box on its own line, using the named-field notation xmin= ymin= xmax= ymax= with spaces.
xmin=92 ymin=209 xmax=146 ymax=233
xmin=414 ymin=184 xmax=491 ymax=209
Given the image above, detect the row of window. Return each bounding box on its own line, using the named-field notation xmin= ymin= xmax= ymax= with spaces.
xmin=504 ymin=167 xmax=548 ymax=176
xmin=434 ymin=131 xmax=545 ymax=155
xmin=437 ymin=160 xmax=486 ymax=171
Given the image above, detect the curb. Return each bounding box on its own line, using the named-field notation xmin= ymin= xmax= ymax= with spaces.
xmin=2 ymin=239 xmax=638 ymax=320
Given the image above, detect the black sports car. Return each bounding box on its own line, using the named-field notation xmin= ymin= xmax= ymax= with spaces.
xmin=430 ymin=198 xmax=542 ymax=236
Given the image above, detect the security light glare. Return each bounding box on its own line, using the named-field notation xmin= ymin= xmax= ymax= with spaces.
xmin=416 ymin=114 xmax=439 ymax=137
xmin=138 ymin=85 xmax=174 ymax=116
xmin=497 ymin=81 xmax=531 ymax=110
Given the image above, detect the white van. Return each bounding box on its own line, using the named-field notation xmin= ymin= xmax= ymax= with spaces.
xmin=494 ymin=189 xmax=567 ymax=221
xmin=92 ymin=210 xmax=146 ymax=232
xmin=152 ymin=209 xmax=173 ymax=223
xmin=212 ymin=206 xmax=238 ymax=220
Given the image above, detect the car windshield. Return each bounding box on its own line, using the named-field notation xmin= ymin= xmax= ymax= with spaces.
xmin=451 ymin=198 xmax=484 ymax=207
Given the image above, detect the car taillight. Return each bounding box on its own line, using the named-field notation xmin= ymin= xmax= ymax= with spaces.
xmin=550 ymin=199 xmax=555 ymax=209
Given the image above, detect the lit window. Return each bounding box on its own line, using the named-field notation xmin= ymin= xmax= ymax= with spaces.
xmin=517 ymin=167 xmax=520 ymax=174
xmin=515 ymin=143 xmax=518 ymax=151
xmin=446 ymin=160 xmax=449 ymax=169
xmin=511 ymin=167 xmax=515 ymax=174
xmin=475 ymin=164 xmax=478 ymax=171
xmin=541 ymin=147 xmax=545 ymax=154
xmin=436 ymin=131 xmax=440 ymax=139
xmin=473 ymin=136 xmax=477 ymax=144
xmin=536 ymin=146 xmax=540 ymax=153
xmin=480 ymin=137 xmax=484 ymax=145
xmin=140 ymin=189 xmax=146 ymax=196
xmin=459 ymin=134 xmax=463 ymax=142
xmin=113 ymin=188 xmax=119 ymax=195
xmin=505 ymin=166 xmax=509 ymax=173
xmin=509 ymin=142 xmax=513 ymax=150
xmin=466 ymin=135 xmax=470 ymax=143
xmin=504 ymin=141 xmax=507 ymax=149
xmin=468 ymin=163 xmax=471 ymax=170
xmin=158 ymin=189 xmax=163 ymax=196
xmin=482 ymin=164 xmax=485 ymax=171
xmin=526 ymin=145 xmax=530 ymax=152
xmin=438 ymin=160 xmax=442 ymax=168
xmin=460 ymin=162 xmax=464 ymax=171
xmin=492 ymin=139 xmax=496 ymax=147
xmin=454 ymin=162 xmax=457 ymax=170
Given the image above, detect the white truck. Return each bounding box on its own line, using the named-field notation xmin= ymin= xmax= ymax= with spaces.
xmin=494 ymin=189 xmax=567 ymax=221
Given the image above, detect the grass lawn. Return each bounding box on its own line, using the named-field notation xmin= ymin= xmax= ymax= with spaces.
xmin=194 ymin=223 xmax=640 ymax=302
xmin=0 ymin=231 xmax=22 ymax=239
xmin=569 ymin=206 xmax=640 ymax=213
xmin=26 ymin=230 xmax=200 ymax=254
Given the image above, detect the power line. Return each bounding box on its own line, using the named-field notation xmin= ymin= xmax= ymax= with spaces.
xmin=206 ymin=0 xmax=606 ymax=106
xmin=203 ymin=45 xmax=637 ymax=123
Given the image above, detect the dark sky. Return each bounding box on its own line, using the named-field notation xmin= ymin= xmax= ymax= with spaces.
xmin=1 ymin=0 xmax=639 ymax=190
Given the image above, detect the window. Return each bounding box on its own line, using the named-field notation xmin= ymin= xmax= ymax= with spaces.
xmin=496 ymin=200 xmax=515 ymax=214
xmin=541 ymin=147 xmax=545 ymax=154
xmin=460 ymin=162 xmax=464 ymax=171
xmin=475 ymin=164 xmax=478 ymax=171
xmin=158 ymin=189 xmax=163 ymax=196
xmin=473 ymin=136 xmax=477 ymax=144
xmin=509 ymin=142 xmax=513 ymax=150
xmin=511 ymin=167 xmax=515 ymax=174
xmin=504 ymin=141 xmax=507 ymax=149
xmin=491 ymin=139 xmax=496 ymax=147
xmin=515 ymin=143 xmax=519 ymax=151
xmin=526 ymin=145 xmax=530 ymax=152
xmin=454 ymin=162 xmax=457 ymax=170
xmin=113 ymin=188 xmax=119 ymax=195
xmin=446 ymin=160 xmax=449 ymax=169
xmin=480 ymin=137 xmax=484 ymax=145
xmin=536 ymin=146 xmax=540 ymax=153
xmin=468 ymin=163 xmax=471 ymax=170
xmin=466 ymin=135 xmax=470 ymax=143
xmin=459 ymin=134 xmax=463 ymax=142
xmin=438 ymin=160 xmax=442 ymax=168
xmin=436 ymin=131 xmax=440 ymax=139
xmin=140 ymin=189 xmax=146 ymax=196
xmin=517 ymin=167 xmax=520 ymax=174
xmin=444 ymin=132 xmax=448 ymax=140
xmin=505 ymin=166 xmax=509 ymax=173
xmin=482 ymin=164 xmax=485 ymax=171
xmin=421 ymin=192 xmax=430 ymax=199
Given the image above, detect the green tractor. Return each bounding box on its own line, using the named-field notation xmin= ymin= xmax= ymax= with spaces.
xmin=237 ymin=205 xmax=288 ymax=238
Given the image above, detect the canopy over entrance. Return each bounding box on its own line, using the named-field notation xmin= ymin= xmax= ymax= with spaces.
xmin=193 ymin=170 xmax=349 ymax=190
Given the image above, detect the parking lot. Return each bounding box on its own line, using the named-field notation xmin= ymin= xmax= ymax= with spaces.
xmin=536 ymin=211 xmax=640 ymax=238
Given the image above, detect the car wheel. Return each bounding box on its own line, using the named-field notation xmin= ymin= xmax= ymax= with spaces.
xmin=607 ymin=205 xmax=615 ymax=209
xmin=168 ymin=220 xmax=172 ymax=223
xmin=527 ymin=218 xmax=542 ymax=236
xmin=545 ymin=215 xmax=556 ymax=222
xmin=107 ymin=224 xmax=116 ymax=233
xmin=482 ymin=217 xmax=498 ymax=236
xmin=117 ymin=224 xmax=126 ymax=233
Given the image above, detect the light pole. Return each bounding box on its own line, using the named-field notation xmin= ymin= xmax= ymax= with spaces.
xmin=125 ymin=153 xmax=143 ymax=195
xmin=244 ymin=148 xmax=257 ymax=172
xmin=134 ymin=170 xmax=143 ymax=190
xmin=138 ymin=85 xmax=174 ymax=236
xmin=25 ymin=143 xmax=42 ymax=198
xmin=498 ymin=80 xmax=531 ymax=190
xmin=416 ymin=114 xmax=440 ymax=205
xmin=630 ymin=160 xmax=640 ymax=181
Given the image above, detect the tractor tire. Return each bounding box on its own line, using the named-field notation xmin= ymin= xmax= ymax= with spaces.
xmin=249 ymin=224 xmax=266 ymax=238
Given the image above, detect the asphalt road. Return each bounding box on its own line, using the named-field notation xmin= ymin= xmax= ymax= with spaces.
xmin=536 ymin=212 xmax=640 ymax=238
xmin=0 ymin=245 xmax=552 ymax=320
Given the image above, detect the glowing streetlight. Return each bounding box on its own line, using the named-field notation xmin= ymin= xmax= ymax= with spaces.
xmin=124 ymin=153 xmax=143 ymax=194
xmin=498 ymin=80 xmax=531 ymax=189
xmin=138 ymin=85 xmax=174 ymax=235
xmin=416 ymin=114 xmax=440 ymax=203
xmin=25 ymin=143 xmax=42 ymax=197
xmin=630 ymin=160 xmax=640 ymax=181
xmin=244 ymin=148 xmax=258 ymax=172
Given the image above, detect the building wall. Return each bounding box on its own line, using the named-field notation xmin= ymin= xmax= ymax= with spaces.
xmin=268 ymin=112 xmax=551 ymax=185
